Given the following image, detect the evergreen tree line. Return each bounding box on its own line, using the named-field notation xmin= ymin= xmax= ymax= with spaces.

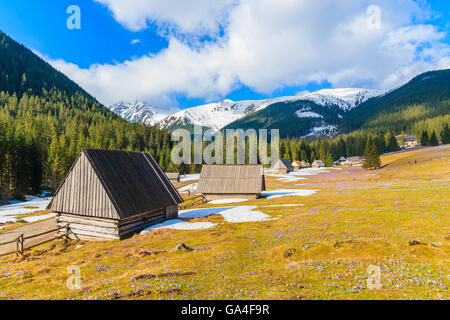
xmin=0 ymin=90 xmax=176 ymax=200
xmin=278 ymin=131 xmax=401 ymax=167
xmin=420 ymin=123 xmax=450 ymax=146
xmin=280 ymin=122 xmax=449 ymax=168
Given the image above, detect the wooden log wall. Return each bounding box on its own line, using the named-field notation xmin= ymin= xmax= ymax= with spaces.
xmin=56 ymin=206 xmax=175 ymax=240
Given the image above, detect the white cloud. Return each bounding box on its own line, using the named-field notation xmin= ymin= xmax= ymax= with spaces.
xmin=94 ymin=0 xmax=236 ymax=36
xmin=45 ymin=0 xmax=450 ymax=108
xmin=130 ymin=39 xmax=140 ymax=45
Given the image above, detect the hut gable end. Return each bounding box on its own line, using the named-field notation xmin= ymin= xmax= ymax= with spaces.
xmin=49 ymin=149 xmax=183 ymax=220
xmin=49 ymin=152 xmax=119 ymax=219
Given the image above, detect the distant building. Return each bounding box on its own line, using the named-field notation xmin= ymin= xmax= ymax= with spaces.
xmin=273 ymin=159 xmax=294 ymax=174
xmin=197 ymin=165 xmax=266 ymax=200
xmin=291 ymin=160 xmax=302 ymax=170
xmin=312 ymin=160 xmax=325 ymax=168
xmin=165 ymin=172 xmax=180 ymax=182
xmin=300 ymin=161 xmax=311 ymax=168
xmin=404 ymin=135 xmax=418 ymax=149
xmin=396 ymin=134 xmax=418 ymax=149
xmin=341 ymin=156 xmax=363 ymax=167
xmin=48 ymin=149 xmax=183 ymax=240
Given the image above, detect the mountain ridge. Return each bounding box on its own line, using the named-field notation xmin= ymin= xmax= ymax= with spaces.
xmin=109 ymin=88 xmax=381 ymax=133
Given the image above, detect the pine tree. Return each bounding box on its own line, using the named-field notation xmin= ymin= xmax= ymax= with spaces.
xmin=386 ymin=132 xmax=400 ymax=152
xmin=429 ymin=131 xmax=439 ymax=146
xmin=440 ymin=123 xmax=450 ymax=144
xmin=324 ymin=151 xmax=334 ymax=167
xmin=420 ymin=131 xmax=429 ymax=146
xmin=362 ymin=140 xmax=381 ymax=170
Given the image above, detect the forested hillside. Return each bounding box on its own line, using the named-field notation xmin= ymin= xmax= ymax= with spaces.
xmin=225 ymin=100 xmax=344 ymax=138
xmin=0 ymin=31 xmax=175 ymax=200
xmin=225 ymin=69 xmax=449 ymax=140
xmin=346 ymin=69 xmax=450 ymax=136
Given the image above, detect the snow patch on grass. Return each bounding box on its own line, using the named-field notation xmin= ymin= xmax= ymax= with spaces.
xmin=209 ymin=198 xmax=249 ymax=204
xmin=267 ymin=168 xmax=329 ymax=182
xmin=180 ymin=174 xmax=200 ymax=182
xmin=22 ymin=213 xmax=56 ymax=223
xmin=0 ymin=197 xmax=51 ymax=223
xmin=262 ymin=189 xmax=317 ymax=199
xmin=178 ymin=183 xmax=198 ymax=193
xmin=180 ymin=206 xmax=273 ymax=223
xmin=141 ymin=219 xmax=217 ymax=233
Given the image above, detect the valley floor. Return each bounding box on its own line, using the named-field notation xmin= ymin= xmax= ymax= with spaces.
xmin=0 ymin=145 xmax=449 ymax=300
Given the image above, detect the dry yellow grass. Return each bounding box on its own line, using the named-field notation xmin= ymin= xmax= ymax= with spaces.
xmin=0 ymin=145 xmax=449 ymax=300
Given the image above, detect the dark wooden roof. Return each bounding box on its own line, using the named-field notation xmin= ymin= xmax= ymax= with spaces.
xmin=197 ymin=165 xmax=265 ymax=194
xmin=274 ymin=159 xmax=294 ymax=170
xmin=48 ymin=149 xmax=183 ymax=220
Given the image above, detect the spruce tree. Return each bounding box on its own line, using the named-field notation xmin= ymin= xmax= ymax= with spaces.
xmin=387 ymin=132 xmax=400 ymax=152
xmin=440 ymin=123 xmax=450 ymax=144
xmin=324 ymin=151 xmax=334 ymax=167
xmin=362 ymin=140 xmax=381 ymax=170
xmin=429 ymin=131 xmax=439 ymax=146
xmin=420 ymin=131 xmax=429 ymax=146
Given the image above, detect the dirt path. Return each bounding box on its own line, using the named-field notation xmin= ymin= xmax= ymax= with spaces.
xmin=0 ymin=219 xmax=56 ymax=256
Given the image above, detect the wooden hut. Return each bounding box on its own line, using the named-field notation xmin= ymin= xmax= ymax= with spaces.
xmin=312 ymin=160 xmax=325 ymax=168
xmin=48 ymin=149 xmax=183 ymax=240
xmin=300 ymin=161 xmax=311 ymax=168
xmin=166 ymin=172 xmax=181 ymax=182
xmin=342 ymin=157 xmax=363 ymax=167
xmin=197 ymin=165 xmax=265 ymax=200
xmin=273 ymin=159 xmax=294 ymax=174
xmin=292 ymin=160 xmax=302 ymax=170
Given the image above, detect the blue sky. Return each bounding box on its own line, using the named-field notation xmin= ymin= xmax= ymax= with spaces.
xmin=0 ymin=0 xmax=449 ymax=111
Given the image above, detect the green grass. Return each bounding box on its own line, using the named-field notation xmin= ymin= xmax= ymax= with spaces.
xmin=0 ymin=146 xmax=449 ymax=300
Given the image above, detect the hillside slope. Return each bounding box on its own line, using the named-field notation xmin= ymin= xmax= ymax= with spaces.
xmin=225 ymin=89 xmax=380 ymax=138
xmin=226 ymin=69 xmax=450 ymax=138
xmin=346 ymin=69 xmax=450 ymax=134
xmin=0 ymin=30 xmax=174 ymax=199
xmin=1 ymin=145 xmax=448 ymax=300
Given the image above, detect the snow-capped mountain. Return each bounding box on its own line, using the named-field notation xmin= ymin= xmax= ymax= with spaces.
xmin=108 ymin=101 xmax=168 ymax=126
xmin=110 ymin=88 xmax=381 ymax=132
xmin=159 ymin=88 xmax=381 ymax=131
xmin=159 ymin=97 xmax=302 ymax=132
xmin=299 ymin=88 xmax=382 ymax=112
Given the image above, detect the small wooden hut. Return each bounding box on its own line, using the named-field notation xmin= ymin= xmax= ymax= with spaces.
xmin=312 ymin=160 xmax=325 ymax=168
xmin=291 ymin=160 xmax=302 ymax=170
xmin=273 ymin=159 xmax=294 ymax=174
xmin=166 ymin=172 xmax=181 ymax=182
xmin=48 ymin=149 xmax=183 ymax=240
xmin=300 ymin=161 xmax=311 ymax=168
xmin=342 ymin=157 xmax=363 ymax=167
xmin=197 ymin=165 xmax=265 ymax=200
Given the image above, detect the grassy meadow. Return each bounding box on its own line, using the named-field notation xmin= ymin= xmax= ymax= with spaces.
xmin=0 ymin=145 xmax=449 ymax=300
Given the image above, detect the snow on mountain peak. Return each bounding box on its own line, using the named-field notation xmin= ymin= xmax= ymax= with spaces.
xmin=110 ymin=88 xmax=381 ymax=132
xmin=297 ymin=88 xmax=381 ymax=111
xmin=109 ymin=101 xmax=168 ymax=126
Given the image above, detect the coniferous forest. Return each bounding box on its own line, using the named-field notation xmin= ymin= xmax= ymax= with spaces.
xmin=0 ymin=31 xmax=175 ymax=200
xmin=0 ymin=29 xmax=449 ymax=201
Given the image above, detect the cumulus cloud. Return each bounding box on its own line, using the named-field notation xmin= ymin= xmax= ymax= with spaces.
xmin=94 ymin=0 xmax=236 ymax=36
xmin=46 ymin=0 xmax=450 ymax=108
